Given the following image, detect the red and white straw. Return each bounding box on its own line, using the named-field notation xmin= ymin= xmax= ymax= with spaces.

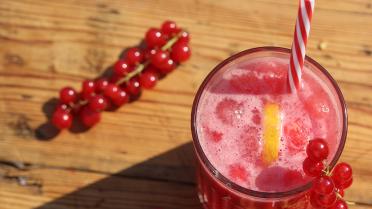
xmin=288 ymin=0 xmax=315 ymax=92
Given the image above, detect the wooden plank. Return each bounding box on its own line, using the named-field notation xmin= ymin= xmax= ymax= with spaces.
xmin=0 ymin=165 xmax=201 ymax=209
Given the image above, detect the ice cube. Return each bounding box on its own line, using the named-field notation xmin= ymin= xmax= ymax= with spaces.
xmin=215 ymin=98 xmax=243 ymax=125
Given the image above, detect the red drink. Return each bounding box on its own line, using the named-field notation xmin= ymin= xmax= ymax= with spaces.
xmin=191 ymin=47 xmax=347 ymax=209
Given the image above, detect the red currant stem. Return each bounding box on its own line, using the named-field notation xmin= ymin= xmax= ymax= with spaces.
xmin=345 ymin=201 xmax=355 ymax=205
xmin=79 ymin=100 xmax=88 ymax=106
xmin=334 ymin=192 xmax=355 ymax=206
xmin=160 ymin=31 xmax=184 ymax=51
xmin=116 ymin=61 xmax=149 ymax=84
xmin=115 ymin=31 xmax=184 ymax=85
xmin=59 ymin=100 xmax=87 ymax=113
xmin=321 ymin=163 xmax=332 ymax=176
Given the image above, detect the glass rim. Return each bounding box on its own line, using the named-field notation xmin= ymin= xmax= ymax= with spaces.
xmin=190 ymin=46 xmax=348 ymax=198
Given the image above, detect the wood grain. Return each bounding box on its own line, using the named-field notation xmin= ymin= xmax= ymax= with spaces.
xmin=0 ymin=0 xmax=372 ymax=208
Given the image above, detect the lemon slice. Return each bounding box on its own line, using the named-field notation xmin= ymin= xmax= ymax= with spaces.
xmin=262 ymin=103 xmax=281 ymax=165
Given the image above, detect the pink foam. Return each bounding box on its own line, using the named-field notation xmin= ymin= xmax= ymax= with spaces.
xmin=196 ymin=57 xmax=342 ymax=192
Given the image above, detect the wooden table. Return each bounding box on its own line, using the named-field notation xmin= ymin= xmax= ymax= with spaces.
xmin=0 ymin=0 xmax=371 ymax=208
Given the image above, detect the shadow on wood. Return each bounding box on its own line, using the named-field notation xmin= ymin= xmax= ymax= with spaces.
xmin=34 ymin=142 xmax=202 ymax=209
xmin=34 ymin=40 xmax=171 ymax=141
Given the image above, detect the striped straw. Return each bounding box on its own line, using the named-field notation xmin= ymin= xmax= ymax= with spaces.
xmin=288 ymin=0 xmax=315 ymax=92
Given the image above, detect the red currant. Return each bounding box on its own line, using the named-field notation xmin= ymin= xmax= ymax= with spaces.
xmin=103 ymin=83 xmax=120 ymax=100
xmin=343 ymin=177 xmax=353 ymax=189
xmin=306 ymin=138 xmax=329 ymax=161
xmin=55 ymin=103 xmax=69 ymax=112
xmin=110 ymin=74 xmax=121 ymax=84
xmin=334 ymin=177 xmax=353 ymax=190
xmin=313 ymin=176 xmax=335 ymax=195
xmin=52 ymin=109 xmax=73 ymax=129
xmin=145 ymin=28 xmax=166 ymax=48
xmin=303 ymin=157 xmax=325 ymax=177
xmin=139 ymin=70 xmax=158 ymax=89
xmin=111 ymin=89 xmax=129 ymax=107
xmin=315 ymin=192 xmax=337 ymax=207
xmin=126 ymin=47 xmax=144 ymax=65
xmin=88 ymin=95 xmax=107 ymax=111
xmin=178 ymin=31 xmax=190 ymax=43
xmin=332 ymin=163 xmax=353 ymax=182
xmin=330 ymin=200 xmax=348 ymax=209
xmin=161 ymin=20 xmax=180 ymax=36
xmin=59 ymin=87 xmax=78 ymax=104
xmin=151 ymin=50 xmax=169 ymax=69
xmin=144 ymin=48 xmax=157 ymax=60
xmin=171 ymin=42 xmax=191 ymax=62
xmin=71 ymin=104 xmax=82 ymax=115
xmin=144 ymin=65 xmax=159 ymax=74
xmin=114 ymin=60 xmax=131 ymax=77
xmin=126 ymin=77 xmax=142 ymax=95
xmin=79 ymin=107 xmax=101 ymax=127
xmin=310 ymin=192 xmax=323 ymax=208
xmin=95 ymin=78 xmax=109 ymax=93
xmin=82 ymin=80 xmax=95 ymax=99
xmin=158 ymin=58 xmax=176 ymax=74
xmin=336 ymin=188 xmax=344 ymax=197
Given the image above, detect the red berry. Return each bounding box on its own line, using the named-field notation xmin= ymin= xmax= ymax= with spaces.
xmin=313 ymin=176 xmax=335 ymax=195
xmin=151 ymin=50 xmax=169 ymax=68
xmin=158 ymin=58 xmax=176 ymax=74
xmin=52 ymin=109 xmax=73 ymax=129
xmin=126 ymin=77 xmax=141 ymax=95
xmin=316 ymin=192 xmax=337 ymax=207
xmin=144 ymin=65 xmax=159 ymax=74
xmin=111 ymin=89 xmax=129 ymax=107
xmin=161 ymin=20 xmax=180 ymax=35
xmin=55 ymin=103 xmax=69 ymax=112
xmin=334 ymin=177 xmax=353 ymax=190
xmin=144 ymin=48 xmax=157 ymax=59
xmin=82 ymin=80 xmax=95 ymax=99
xmin=103 ymin=83 xmax=120 ymax=100
xmin=342 ymin=177 xmax=353 ymax=189
xmin=303 ymin=157 xmax=325 ymax=177
xmin=332 ymin=163 xmax=353 ymax=182
xmin=310 ymin=192 xmax=323 ymax=208
xmin=139 ymin=70 xmax=158 ymax=89
xmin=114 ymin=60 xmax=131 ymax=77
xmin=330 ymin=200 xmax=348 ymax=209
xmin=306 ymin=138 xmax=329 ymax=161
xmin=145 ymin=28 xmax=166 ymax=48
xmin=178 ymin=31 xmax=190 ymax=43
xmin=102 ymin=83 xmax=130 ymax=107
xmin=126 ymin=47 xmax=144 ymax=65
xmin=95 ymin=78 xmax=109 ymax=93
xmin=88 ymin=95 xmax=107 ymax=111
xmin=79 ymin=107 xmax=101 ymax=127
xmin=59 ymin=87 xmax=78 ymax=104
xmin=71 ymin=104 xmax=82 ymax=115
xmin=110 ymin=74 xmax=121 ymax=84
xmin=171 ymin=42 xmax=191 ymax=62
xmin=336 ymin=188 xmax=344 ymax=197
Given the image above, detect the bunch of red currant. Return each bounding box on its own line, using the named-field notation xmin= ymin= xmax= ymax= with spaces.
xmin=303 ymin=138 xmax=353 ymax=209
xmin=51 ymin=20 xmax=191 ymax=130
